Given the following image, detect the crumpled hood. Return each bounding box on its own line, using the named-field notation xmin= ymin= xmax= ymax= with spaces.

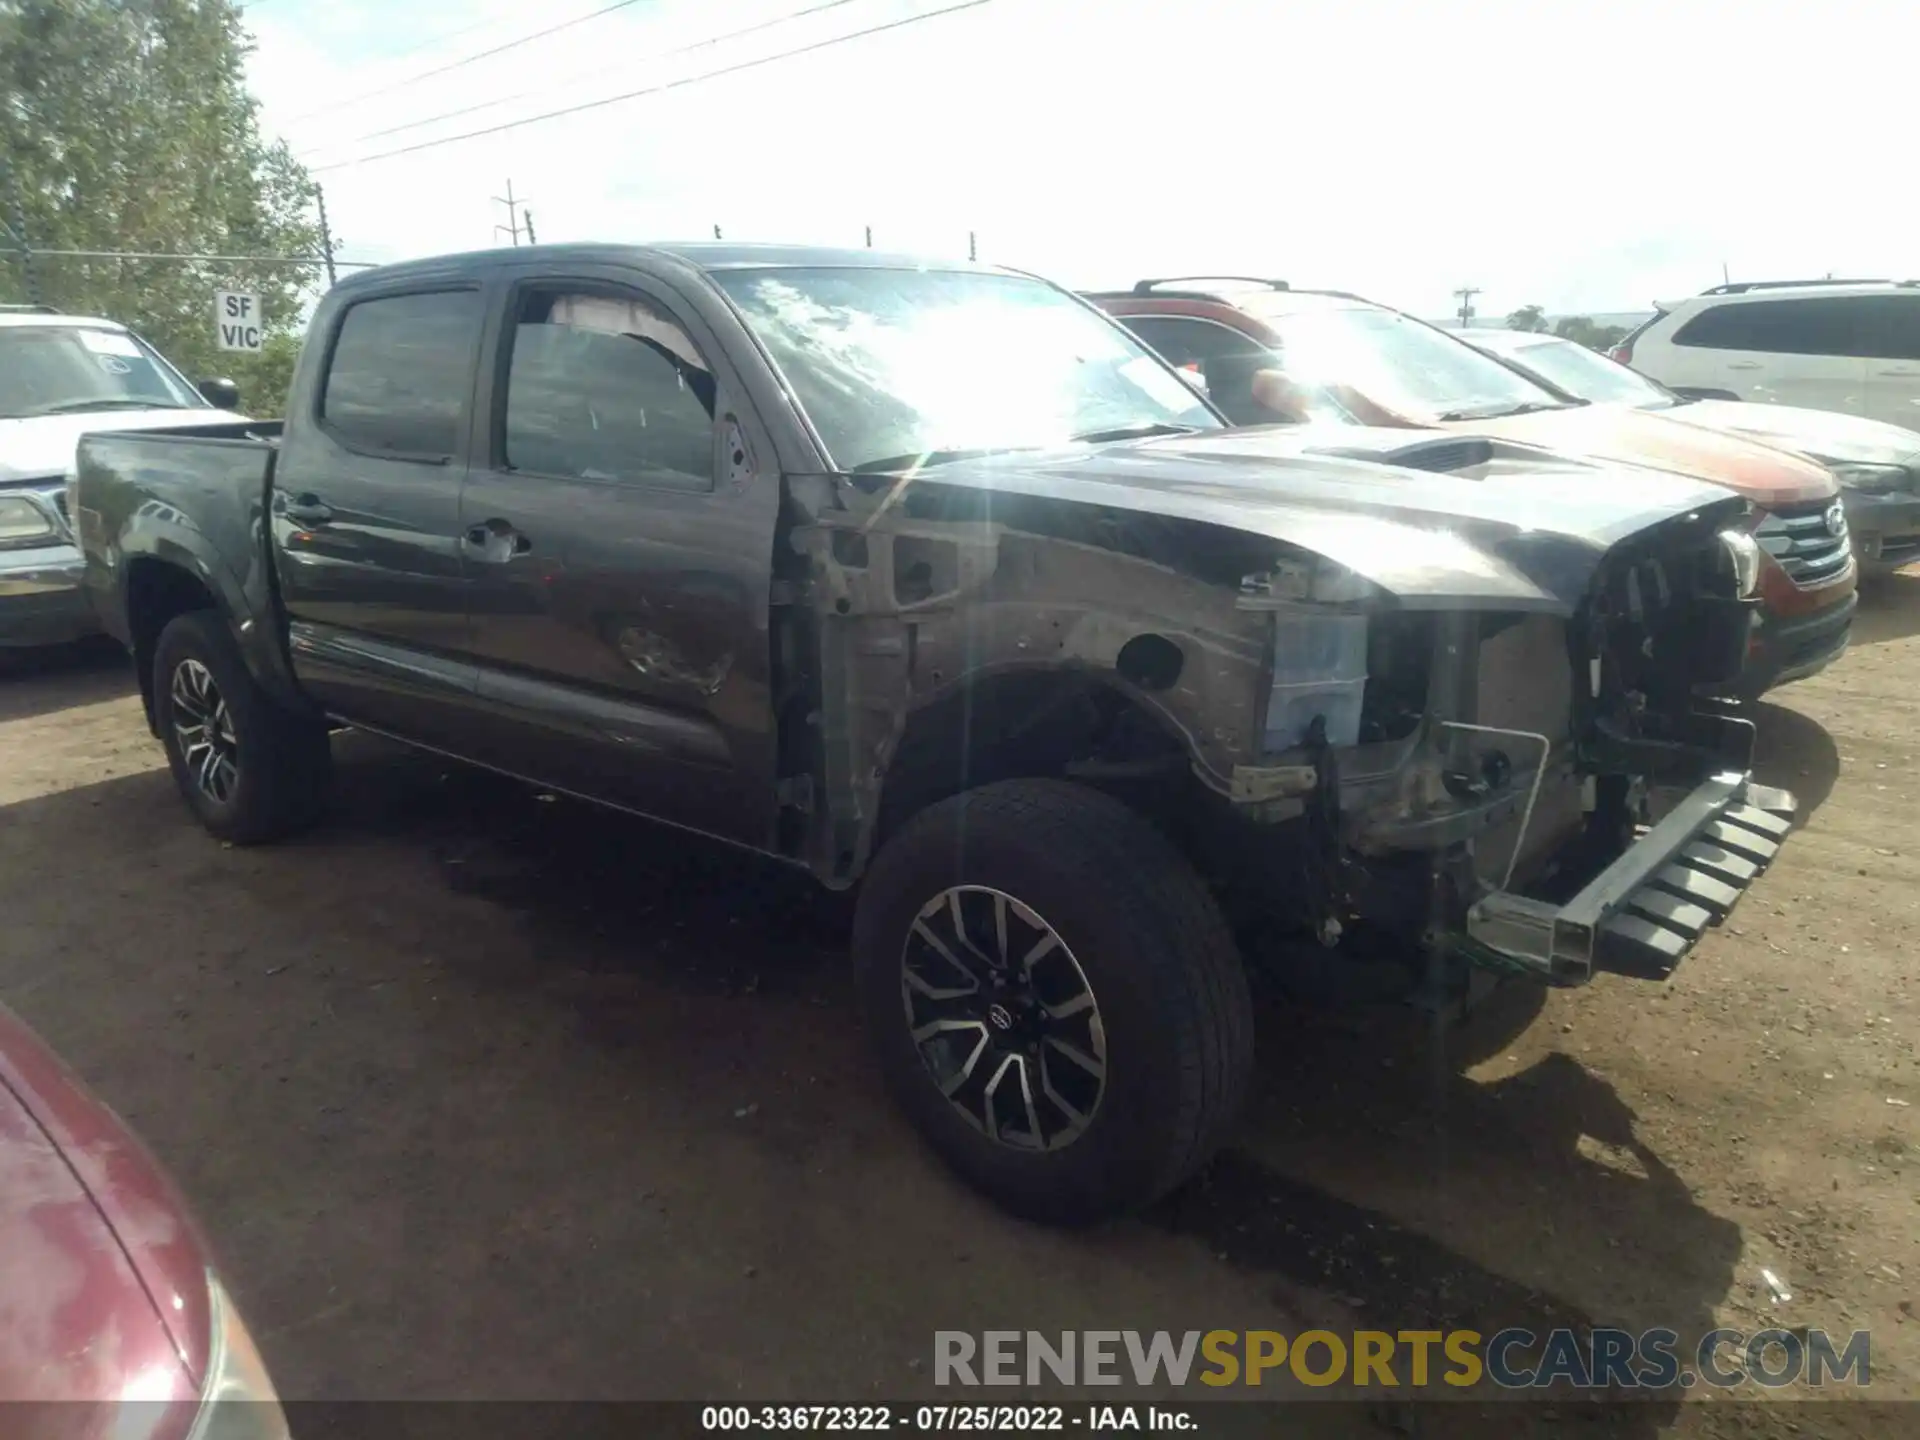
xmin=1668 ymin=400 xmax=1920 ymax=471
xmin=897 ymin=425 xmax=1746 ymax=614
xmin=0 ymin=409 xmax=241 ymax=486
xmin=1456 ymin=403 xmax=1837 ymax=509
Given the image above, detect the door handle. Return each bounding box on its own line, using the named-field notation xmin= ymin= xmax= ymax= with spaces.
xmin=463 ymin=519 xmax=532 ymax=559
xmin=283 ymin=494 xmax=333 ymax=525
xmin=1727 ymin=362 xmax=1762 ymax=371
xmin=1877 ymin=367 xmax=1920 ymax=377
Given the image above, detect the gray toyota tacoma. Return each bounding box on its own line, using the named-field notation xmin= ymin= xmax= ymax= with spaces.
xmin=71 ymin=244 xmax=1794 ymax=1222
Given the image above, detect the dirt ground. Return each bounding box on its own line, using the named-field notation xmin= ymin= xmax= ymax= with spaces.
xmin=1 ymin=575 xmax=1916 ymax=1438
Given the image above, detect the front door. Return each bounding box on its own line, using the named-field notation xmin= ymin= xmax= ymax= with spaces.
xmin=454 ymin=271 xmax=783 ymax=848
xmin=273 ymin=285 xmax=485 ymax=741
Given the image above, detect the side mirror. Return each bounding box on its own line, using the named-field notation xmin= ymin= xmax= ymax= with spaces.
xmin=198 ymin=377 xmax=242 ymax=410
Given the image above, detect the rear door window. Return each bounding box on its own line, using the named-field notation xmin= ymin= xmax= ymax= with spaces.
xmin=320 ymin=290 xmax=484 ymax=458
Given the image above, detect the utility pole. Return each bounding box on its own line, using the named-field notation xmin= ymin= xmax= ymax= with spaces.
xmin=1721 ymin=261 xmax=1731 ymax=286
xmin=713 ymin=224 xmax=722 ymax=239
xmin=968 ymin=230 xmax=976 ymax=262
xmin=492 ymin=179 xmax=528 ymax=246
xmin=315 ymin=185 xmax=338 ymax=286
xmin=1453 ymin=284 xmax=1480 ymax=327
xmin=522 ymin=210 xmax=537 ymax=245
xmin=864 ymin=225 xmax=872 ymax=249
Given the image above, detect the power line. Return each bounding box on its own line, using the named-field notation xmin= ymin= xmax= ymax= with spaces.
xmin=315 ymin=0 xmax=866 ymax=155
xmin=315 ymin=0 xmax=995 ymax=174
xmin=284 ymin=0 xmax=645 ymax=127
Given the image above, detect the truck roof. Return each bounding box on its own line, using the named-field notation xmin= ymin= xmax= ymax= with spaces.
xmin=0 ymin=311 xmax=128 ymax=331
xmin=337 ymin=241 xmax=1014 ymax=293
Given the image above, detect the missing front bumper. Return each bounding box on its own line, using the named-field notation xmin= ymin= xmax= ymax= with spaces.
xmin=1464 ymin=772 xmax=1796 ymax=985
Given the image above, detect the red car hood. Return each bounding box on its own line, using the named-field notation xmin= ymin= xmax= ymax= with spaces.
xmin=1458 ymin=404 xmax=1838 ymax=509
xmin=0 ymin=1006 xmax=209 ymax=1403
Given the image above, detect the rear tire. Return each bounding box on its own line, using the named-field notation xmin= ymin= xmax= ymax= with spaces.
xmin=853 ymin=779 xmax=1254 ymax=1225
xmin=153 ymin=610 xmax=330 ymax=844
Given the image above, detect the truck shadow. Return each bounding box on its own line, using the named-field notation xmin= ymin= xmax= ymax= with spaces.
xmin=1749 ymin=698 xmax=1840 ymax=819
xmin=0 ymin=637 xmax=134 ymax=723
xmin=1154 ymin=1005 xmax=1736 ymax=1435
xmin=0 ymin=743 xmax=1748 ymax=1415
xmin=310 ymin=739 xmax=1736 ymax=1429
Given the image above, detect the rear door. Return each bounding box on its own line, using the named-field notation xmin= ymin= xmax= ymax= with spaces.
xmin=274 ymin=285 xmax=486 ymax=740
xmin=1667 ymin=295 xmax=1870 ymax=413
xmin=453 ymin=265 xmax=783 ymax=848
xmin=1863 ymin=292 xmax=1920 ymax=428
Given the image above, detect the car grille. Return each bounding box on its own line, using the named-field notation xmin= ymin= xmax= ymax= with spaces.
xmin=1756 ymin=500 xmax=1851 ymax=586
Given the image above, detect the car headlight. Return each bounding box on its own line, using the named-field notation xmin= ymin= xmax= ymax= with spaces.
xmin=1718 ymin=527 xmax=1762 ymax=598
xmin=186 ymin=1273 xmax=290 ymax=1440
xmin=1826 ymin=462 xmax=1911 ymax=494
xmin=0 ymin=494 xmax=57 ymax=548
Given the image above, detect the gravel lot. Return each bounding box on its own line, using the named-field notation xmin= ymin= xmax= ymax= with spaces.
xmin=1 ymin=574 xmax=1915 ymax=1437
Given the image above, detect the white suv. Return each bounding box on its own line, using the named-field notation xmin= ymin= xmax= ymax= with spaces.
xmin=1 ymin=307 xmax=244 ymax=650
xmin=1617 ymin=280 xmax=1920 ymax=428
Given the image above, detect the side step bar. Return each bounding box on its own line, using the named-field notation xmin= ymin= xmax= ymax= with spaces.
xmin=1465 ymin=773 xmax=1796 ymax=985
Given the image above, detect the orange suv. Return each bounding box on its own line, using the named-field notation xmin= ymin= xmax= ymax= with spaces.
xmin=1088 ymin=278 xmax=1857 ymax=697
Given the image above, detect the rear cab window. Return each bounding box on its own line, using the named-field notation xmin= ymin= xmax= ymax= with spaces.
xmin=319 ymin=290 xmax=485 ymax=458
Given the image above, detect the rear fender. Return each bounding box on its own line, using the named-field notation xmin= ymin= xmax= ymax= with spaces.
xmin=115 ymin=523 xmax=305 ymax=726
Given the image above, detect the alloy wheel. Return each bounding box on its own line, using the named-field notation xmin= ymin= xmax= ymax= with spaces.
xmin=900 ymin=886 xmax=1107 ymax=1151
xmin=170 ymin=658 xmax=240 ymax=804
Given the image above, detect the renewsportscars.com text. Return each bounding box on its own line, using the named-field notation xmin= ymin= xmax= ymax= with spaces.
xmin=933 ymin=1328 xmax=1872 ymax=1391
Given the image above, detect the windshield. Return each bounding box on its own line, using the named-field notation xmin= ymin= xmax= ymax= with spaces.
xmin=1500 ymin=337 xmax=1676 ymax=408
xmin=711 ymin=267 xmax=1220 ymax=471
xmin=0 ymin=325 xmax=206 ymax=419
xmin=1243 ymin=301 xmax=1567 ymax=423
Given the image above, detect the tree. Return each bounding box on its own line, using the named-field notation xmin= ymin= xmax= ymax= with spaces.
xmin=0 ymin=0 xmax=325 ymax=415
xmin=1553 ymin=315 xmax=1630 ymax=354
xmin=1506 ymin=305 xmax=1549 ymax=333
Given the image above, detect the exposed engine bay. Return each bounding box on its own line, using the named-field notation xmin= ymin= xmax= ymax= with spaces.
xmin=780 ymin=428 xmax=1783 ymax=1002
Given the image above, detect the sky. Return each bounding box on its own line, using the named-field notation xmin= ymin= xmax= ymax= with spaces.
xmin=245 ymin=0 xmax=1919 ymax=322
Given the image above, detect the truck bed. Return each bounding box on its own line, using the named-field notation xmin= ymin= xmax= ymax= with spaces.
xmin=72 ymin=420 xmax=285 ymax=652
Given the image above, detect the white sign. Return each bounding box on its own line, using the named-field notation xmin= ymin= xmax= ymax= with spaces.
xmin=215 ymin=291 xmax=264 ymax=352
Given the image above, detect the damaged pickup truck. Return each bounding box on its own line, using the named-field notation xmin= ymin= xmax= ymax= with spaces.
xmin=71 ymin=244 xmax=1796 ymax=1222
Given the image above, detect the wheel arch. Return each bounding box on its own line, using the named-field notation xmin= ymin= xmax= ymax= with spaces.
xmin=872 ymin=664 xmax=1206 ymax=859
xmin=123 ymin=553 xmax=224 ymax=735
xmin=119 ymin=535 xmax=305 ymax=733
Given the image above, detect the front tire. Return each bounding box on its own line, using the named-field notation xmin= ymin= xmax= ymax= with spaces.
xmin=853 ymin=779 xmax=1254 ymax=1224
xmin=153 ymin=611 xmax=330 ymax=844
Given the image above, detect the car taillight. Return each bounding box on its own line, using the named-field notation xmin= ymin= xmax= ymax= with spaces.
xmin=1609 ymin=343 xmax=1633 ymax=365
